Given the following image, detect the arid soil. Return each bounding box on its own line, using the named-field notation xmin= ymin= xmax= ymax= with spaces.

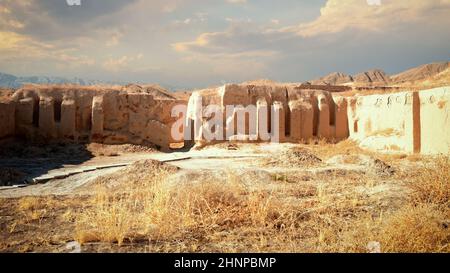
xmin=0 ymin=141 xmax=448 ymax=253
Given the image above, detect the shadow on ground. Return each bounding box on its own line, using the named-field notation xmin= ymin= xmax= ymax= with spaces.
xmin=0 ymin=140 xmax=94 ymax=186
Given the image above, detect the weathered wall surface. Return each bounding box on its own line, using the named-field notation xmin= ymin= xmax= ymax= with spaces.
xmin=418 ymin=87 xmax=450 ymax=154
xmin=3 ymin=85 xmax=186 ymax=150
xmin=347 ymin=87 xmax=450 ymax=155
xmin=347 ymin=91 xmax=416 ymax=153
xmin=185 ymin=84 xmax=348 ymax=146
xmin=1 ymin=84 xmax=448 ymax=155
xmin=0 ymin=100 xmax=15 ymax=139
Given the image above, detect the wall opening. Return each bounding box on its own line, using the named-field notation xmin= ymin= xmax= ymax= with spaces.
xmin=329 ymin=99 xmax=336 ymax=126
xmin=312 ymin=96 xmax=319 ymax=136
xmin=32 ymin=100 xmax=39 ymax=127
xmin=285 ymin=105 xmax=291 ymax=137
xmin=54 ymin=99 xmax=62 ymax=122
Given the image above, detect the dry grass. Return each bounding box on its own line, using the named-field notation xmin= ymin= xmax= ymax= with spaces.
xmin=374 ymin=204 xmax=449 ymax=252
xmin=74 ymin=163 xmax=175 ymax=246
xmin=310 ymin=139 xmax=414 ymax=166
xmin=74 ymin=168 xmax=292 ymax=249
xmin=362 ymin=155 xmax=450 ymax=253
xmin=71 ymin=153 xmax=449 ymax=253
xmin=262 ymin=147 xmax=323 ymax=167
xmin=311 ymin=139 xmax=369 ymax=160
xmin=408 ymin=156 xmax=450 ymax=206
xmin=2 ymin=144 xmax=447 ymax=253
xmin=86 ymin=143 xmax=156 ymax=157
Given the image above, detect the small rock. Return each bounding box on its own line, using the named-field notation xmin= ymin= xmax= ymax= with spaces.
xmin=367 ymin=241 xmax=381 ymax=253
xmin=65 ymin=241 xmax=81 ymax=253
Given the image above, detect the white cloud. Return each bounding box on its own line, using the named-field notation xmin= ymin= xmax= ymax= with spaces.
xmin=226 ymin=0 xmax=248 ymax=4
xmin=278 ymin=0 xmax=450 ymax=37
xmin=102 ymin=53 xmax=144 ymax=72
xmin=172 ymin=12 xmax=209 ymax=27
xmin=0 ymin=31 xmax=96 ymax=69
xmin=174 ymin=0 xmax=450 ymax=59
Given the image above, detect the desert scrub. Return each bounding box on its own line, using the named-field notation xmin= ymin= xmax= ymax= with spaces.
xmin=374 ymin=204 xmax=449 ymax=252
xmin=408 ymin=156 xmax=450 ymax=206
xmin=73 ymin=166 xmax=301 ymax=250
xmin=74 ymin=160 xmax=176 ymax=246
xmin=334 ymin=156 xmax=450 ymax=253
xmin=72 ymin=156 xmax=450 ymax=252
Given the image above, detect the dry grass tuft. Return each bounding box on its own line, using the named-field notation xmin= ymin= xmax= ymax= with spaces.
xmin=312 ymin=140 xmax=369 ymax=160
xmin=374 ymin=204 xmax=449 ymax=253
xmin=263 ymin=147 xmax=322 ymax=167
xmin=18 ymin=197 xmax=43 ymax=211
xmin=74 ymin=163 xmax=174 ymax=246
xmin=408 ymin=156 xmax=450 ymax=206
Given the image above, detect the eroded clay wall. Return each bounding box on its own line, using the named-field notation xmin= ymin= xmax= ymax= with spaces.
xmin=419 ymin=87 xmax=450 ymax=154
xmin=1 ymin=84 xmax=448 ymax=154
xmin=0 ymin=101 xmax=15 ymax=139
xmin=5 ymin=86 xmax=186 ymax=150
xmin=186 ymin=84 xmax=348 ymax=145
xmin=347 ymin=87 xmax=450 ymax=155
xmin=347 ymin=91 xmax=416 ymax=153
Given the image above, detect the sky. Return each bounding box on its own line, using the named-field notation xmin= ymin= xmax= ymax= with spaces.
xmin=0 ymin=0 xmax=449 ymax=89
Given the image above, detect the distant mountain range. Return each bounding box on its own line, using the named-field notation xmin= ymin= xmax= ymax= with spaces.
xmin=308 ymin=61 xmax=450 ymax=87
xmin=1 ymin=61 xmax=449 ymax=90
xmin=0 ymin=72 xmax=190 ymax=91
xmin=0 ymin=72 xmax=125 ymax=89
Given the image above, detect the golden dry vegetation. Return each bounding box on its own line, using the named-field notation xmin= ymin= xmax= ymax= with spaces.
xmin=0 ymin=142 xmax=448 ymax=253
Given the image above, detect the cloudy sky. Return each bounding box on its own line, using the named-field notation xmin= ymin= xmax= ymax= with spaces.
xmin=0 ymin=0 xmax=449 ymax=89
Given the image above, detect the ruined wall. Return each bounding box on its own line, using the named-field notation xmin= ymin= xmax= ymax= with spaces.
xmin=347 ymin=87 xmax=450 ymax=155
xmin=418 ymin=87 xmax=450 ymax=154
xmin=186 ymin=84 xmax=449 ymax=155
xmin=5 ymin=86 xmax=186 ymax=150
xmin=347 ymin=91 xmax=416 ymax=153
xmin=0 ymin=100 xmax=15 ymax=139
xmin=185 ymin=84 xmax=349 ymax=145
xmin=1 ymin=84 xmax=448 ymax=155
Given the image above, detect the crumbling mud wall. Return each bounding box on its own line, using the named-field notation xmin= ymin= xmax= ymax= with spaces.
xmin=418 ymin=87 xmax=450 ymax=154
xmin=3 ymin=85 xmax=186 ymax=150
xmin=186 ymin=84 xmax=449 ymax=155
xmin=347 ymin=87 xmax=450 ymax=155
xmin=347 ymin=91 xmax=416 ymax=153
xmin=0 ymin=100 xmax=15 ymax=139
xmin=185 ymin=84 xmax=349 ymax=146
xmin=1 ymin=84 xmax=448 ymax=155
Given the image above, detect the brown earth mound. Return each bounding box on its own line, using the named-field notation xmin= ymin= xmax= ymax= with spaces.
xmin=264 ymin=147 xmax=323 ymax=167
xmin=84 ymin=159 xmax=178 ymax=192
xmin=326 ymin=154 xmax=395 ymax=177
